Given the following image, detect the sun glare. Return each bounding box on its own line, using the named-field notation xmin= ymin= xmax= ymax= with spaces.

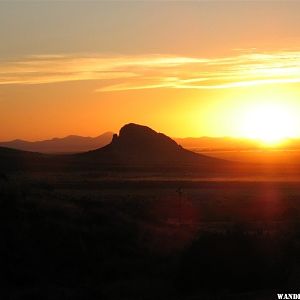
xmin=241 ymin=102 xmax=298 ymax=146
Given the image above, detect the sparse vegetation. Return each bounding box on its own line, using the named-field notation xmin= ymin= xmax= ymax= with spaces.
xmin=1 ymin=173 xmax=300 ymax=299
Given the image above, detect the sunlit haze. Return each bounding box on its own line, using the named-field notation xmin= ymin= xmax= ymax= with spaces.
xmin=240 ymin=102 xmax=299 ymax=146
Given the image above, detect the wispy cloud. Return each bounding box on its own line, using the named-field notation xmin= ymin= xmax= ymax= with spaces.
xmin=1 ymin=51 xmax=300 ymax=91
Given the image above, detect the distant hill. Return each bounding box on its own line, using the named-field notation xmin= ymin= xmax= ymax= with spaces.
xmin=0 ymin=147 xmax=47 ymax=171
xmin=0 ymin=132 xmax=114 ymax=153
xmin=80 ymin=123 xmax=223 ymax=166
xmin=0 ymin=124 xmax=226 ymax=171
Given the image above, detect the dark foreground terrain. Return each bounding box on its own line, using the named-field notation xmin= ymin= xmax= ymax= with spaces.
xmin=1 ymin=171 xmax=300 ymax=300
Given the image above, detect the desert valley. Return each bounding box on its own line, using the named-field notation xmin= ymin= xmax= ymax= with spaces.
xmin=1 ymin=123 xmax=300 ymax=299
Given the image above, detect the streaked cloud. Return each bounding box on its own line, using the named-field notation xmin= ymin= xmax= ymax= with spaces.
xmin=1 ymin=51 xmax=300 ymax=91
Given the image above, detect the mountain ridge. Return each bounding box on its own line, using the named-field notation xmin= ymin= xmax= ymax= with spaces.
xmin=0 ymin=123 xmax=226 ymax=171
xmin=3 ymin=131 xmax=300 ymax=154
xmin=0 ymin=132 xmax=114 ymax=153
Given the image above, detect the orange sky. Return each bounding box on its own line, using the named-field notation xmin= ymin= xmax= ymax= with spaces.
xmin=1 ymin=1 xmax=300 ymax=141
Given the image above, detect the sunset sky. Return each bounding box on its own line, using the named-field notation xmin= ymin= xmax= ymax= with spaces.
xmin=1 ymin=1 xmax=300 ymax=141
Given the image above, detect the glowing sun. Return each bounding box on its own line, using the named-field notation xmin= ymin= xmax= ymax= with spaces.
xmin=241 ymin=102 xmax=298 ymax=146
